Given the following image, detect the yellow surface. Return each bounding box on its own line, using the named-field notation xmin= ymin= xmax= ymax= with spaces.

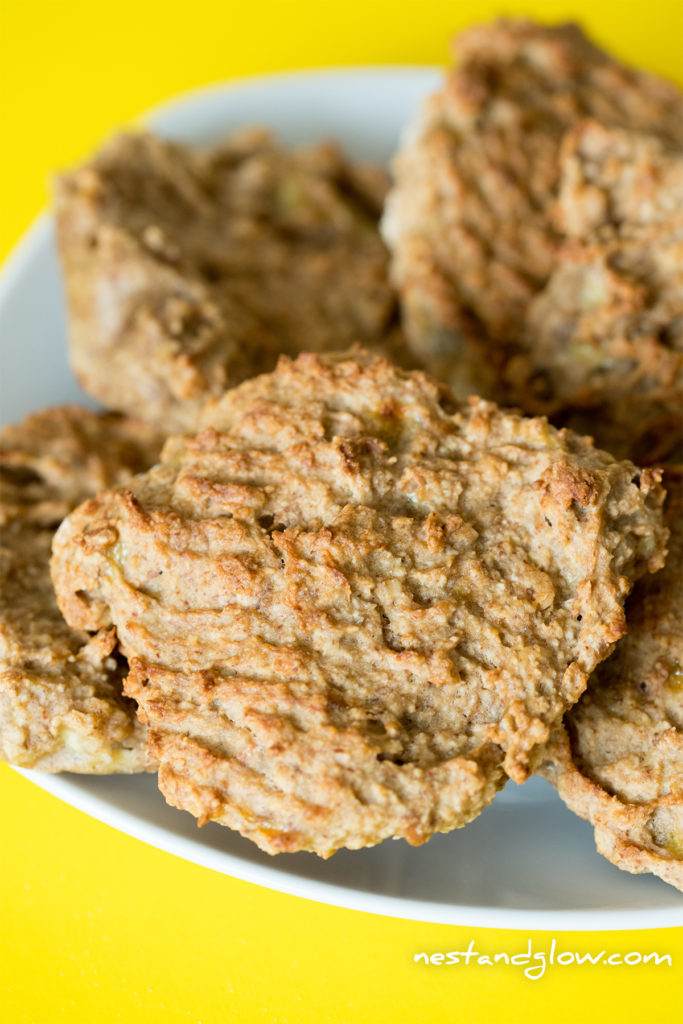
xmin=1 ymin=1 xmax=683 ymax=1021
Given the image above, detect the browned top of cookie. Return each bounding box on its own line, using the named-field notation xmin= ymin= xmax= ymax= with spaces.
xmin=382 ymin=17 xmax=683 ymax=401
xmin=516 ymin=122 xmax=683 ymax=464
xmin=554 ymin=120 xmax=683 ymax=236
xmin=51 ymin=352 xmax=666 ymax=854
xmin=539 ymin=469 xmax=683 ymax=891
xmin=0 ymin=407 xmax=163 ymax=772
xmin=0 ymin=404 xmax=162 ymax=528
xmin=56 ymin=129 xmax=405 ymax=432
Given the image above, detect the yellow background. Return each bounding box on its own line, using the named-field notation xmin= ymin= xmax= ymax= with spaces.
xmin=1 ymin=1 xmax=682 ymax=1021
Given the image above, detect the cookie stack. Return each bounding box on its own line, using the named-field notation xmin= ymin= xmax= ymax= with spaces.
xmin=1 ymin=18 xmax=681 ymax=891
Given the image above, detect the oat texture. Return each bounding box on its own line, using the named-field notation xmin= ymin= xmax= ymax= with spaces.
xmin=0 ymin=406 xmax=162 ymax=772
xmin=382 ymin=18 xmax=683 ymax=416
xmin=52 ymin=352 xmax=667 ymax=855
xmin=517 ymin=122 xmax=683 ymax=464
xmin=539 ymin=469 xmax=683 ymax=891
xmin=56 ymin=129 xmax=405 ymax=432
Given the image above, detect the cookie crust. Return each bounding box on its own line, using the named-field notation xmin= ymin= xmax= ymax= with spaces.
xmin=539 ymin=470 xmax=683 ymax=891
xmin=516 ymin=122 xmax=683 ymax=464
xmin=52 ymin=352 xmax=667 ymax=853
xmin=0 ymin=406 xmax=162 ymax=772
xmin=56 ymin=130 xmax=404 ymax=432
xmin=383 ymin=18 xmax=683 ymax=419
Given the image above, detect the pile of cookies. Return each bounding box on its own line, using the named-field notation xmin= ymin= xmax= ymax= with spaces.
xmin=1 ymin=19 xmax=681 ymax=891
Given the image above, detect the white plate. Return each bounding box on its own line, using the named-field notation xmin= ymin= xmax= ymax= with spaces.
xmin=2 ymin=68 xmax=682 ymax=930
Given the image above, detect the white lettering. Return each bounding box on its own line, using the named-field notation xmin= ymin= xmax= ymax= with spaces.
xmin=644 ymin=953 xmax=672 ymax=966
xmin=511 ymin=939 xmax=532 ymax=965
xmin=411 ymin=941 xmax=672 ymax=974
xmin=524 ymin=953 xmax=547 ymax=981
xmin=575 ymin=951 xmax=604 ymax=966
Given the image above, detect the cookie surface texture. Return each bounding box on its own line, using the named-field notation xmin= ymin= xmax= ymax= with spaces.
xmin=383 ymin=18 xmax=683 ymax=406
xmin=539 ymin=470 xmax=683 ymax=891
xmin=56 ymin=129 xmax=404 ymax=432
xmin=52 ymin=353 xmax=667 ymax=854
xmin=520 ymin=122 xmax=683 ymax=464
xmin=0 ymin=406 xmax=162 ymax=772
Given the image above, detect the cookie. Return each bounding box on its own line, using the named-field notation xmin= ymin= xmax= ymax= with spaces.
xmin=516 ymin=122 xmax=683 ymax=464
xmin=51 ymin=352 xmax=667 ymax=854
xmin=56 ymin=129 xmax=406 ymax=433
xmin=0 ymin=406 xmax=162 ymax=772
xmin=382 ymin=18 xmax=683 ymax=405
xmin=539 ymin=469 xmax=683 ymax=891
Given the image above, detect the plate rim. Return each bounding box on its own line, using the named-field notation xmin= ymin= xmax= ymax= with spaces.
xmin=13 ymin=767 xmax=683 ymax=930
xmin=2 ymin=66 xmax=683 ymax=931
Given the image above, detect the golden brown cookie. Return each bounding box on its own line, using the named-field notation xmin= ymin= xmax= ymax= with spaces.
xmin=382 ymin=18 xmax=683 ymax=409
xmin=539 ymin=469 xmax=683 ymax=891
xmin=56 ymin=129 xmax=406 ymax=433
xmin=0 ymin=406 xmax=162 ymax=772
xmin=51 ymin=352 xmax=667 ymax=855
xmin=516 ymin=122 xmax=683 ymax=464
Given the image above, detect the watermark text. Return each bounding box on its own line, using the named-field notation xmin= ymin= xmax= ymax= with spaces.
xmin=413 ymin=939 xmax=672 ymax=980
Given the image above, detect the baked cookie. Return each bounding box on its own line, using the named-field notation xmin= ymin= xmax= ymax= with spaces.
xmin=52 ymin=352 xmax=667 ymax=855
xmin=539 ymin=469 xmax=683 ymax=892
xmin=56 ymin=129 xmax=405 ymax=433
xmin=0 ymin=406 xmax=162 ymax=772
xmin=514 ymin=122 xmax=683 ymax=464
xmin=382 ymin=18 xmax=683 ymax=403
